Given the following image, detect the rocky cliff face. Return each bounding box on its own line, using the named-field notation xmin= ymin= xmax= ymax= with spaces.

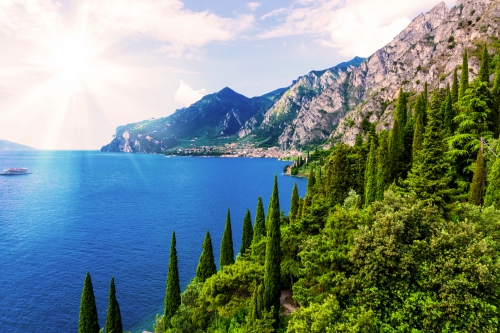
xmin=266 ymin=0 xmax=500 ymax=148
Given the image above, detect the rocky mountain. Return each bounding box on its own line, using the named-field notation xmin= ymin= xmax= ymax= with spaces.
xmin=102 ymin=0 xmax=500 ymax=153
xmin=0 ymin=140 xmax=36 ymax=151
xmin=100 ymin=87 xmax=286 ymax=153
xmin=274 ymin=0 xmax=500 ymax=148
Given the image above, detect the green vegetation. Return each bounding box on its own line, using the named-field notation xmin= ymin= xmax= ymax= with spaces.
xmin=78 ymin=273 xmax=100 ymax=333
xmin=83 ymin=54 xmax=500 ymax=333
xmin=105 ymin=277 xmax=123 ymax=333
xmin=163 ymin=232 xmax=181 ymax=330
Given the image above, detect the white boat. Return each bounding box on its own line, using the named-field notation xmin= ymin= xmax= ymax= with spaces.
xmin=1 ymin=168 xmax=30 ymax=175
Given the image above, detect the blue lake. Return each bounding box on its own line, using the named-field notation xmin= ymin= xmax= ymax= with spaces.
xmin=0 ymin=151 xmax=307 ymax=332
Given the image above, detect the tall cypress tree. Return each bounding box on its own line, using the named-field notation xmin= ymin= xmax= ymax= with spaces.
xmin=492 ymin=58 xmax=500 ymax=137
xmin=240 ymin=210 xmax=254 ymax=256
xmin=307 ymin=166 xmax=315 ymax=195
xmin=444 ymin=89 xmax=454 ymax=135
xmin=459 ymin=50 xmax=469 ymax=100
xmin=412 ymin=112 xmax=424 ymax=163
xmin=423 ymin=82 xmax=429 ymax=125
xmin=263 ymin=175 xmax=281 ymax=328
xmin=479 ymin=44 xmax=490 ymax=84
xmin=164 ymin=231 xmax=181 ymax=329
xmin=290 ymin=183 xmax=299 ymax=222
xmin=252 ymin=197 xmax=266 ymax=244
xmin=364 ymin=138 xmax=377 ymax=207
xmin=78 ymin=272 xmax=100 ymax=333
xmin=484 ymin=140 xmax=500 ymax=208
xmin=452 ymin=67 xmax=459 ymax=104
xmin=220 ymin=209 xmax=235 ymax=268
xmin=405 ymin=93 xmax=451 ymax=211
xmin=469 ymin=143 xmax=486 ymax=206
xmin=105 ymin=277 xmax=123 ymax=333
xmin=329 ymin=144 xmax=355 ymax=205
xmin=389 ymin=88 xmax=407 ymax=181
xmin=376 ymin=131 xmax=390 ymax=201
xmin=196 ymin=230 xmax=217 ymax=282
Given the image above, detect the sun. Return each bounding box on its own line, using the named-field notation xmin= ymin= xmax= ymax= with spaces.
xmin=48 ymin=32 xmax=96 ymax=78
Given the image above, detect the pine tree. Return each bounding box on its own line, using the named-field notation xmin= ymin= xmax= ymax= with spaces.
xmin=412 ymin=112 xmax=424 ymax=163
xmin=290 ymin=183 xmax=299 ymax=222
xmin=240 ymin=210 xmax=253 ymax=256
xmin=479 ymin=44 xmax=490 ymax=84
xmin=469 ymin=143 xmax=485 ymax=206
xmin=484 ymin=140 xmax=500 ymax=208
xmin=389 ymin=88 xmax=407 ymax=181
xmin=364 ymin=138 xmax=377 ymax=207
xmin=376 ymin=131 xmax=390 ymax=201
xmin=105 ymin=277 xmax=123 ymax=333
xmin=452 ymin=67 xmax=459 ymax=104
xmin=164 ymin=231 xmax=181 ymax=329
xmin=252 ymin=197 xmax=266 ymax=243
xmin=78 ymin=272 xmax=100 ymax=333
xmin=307 ymin=166 xmax=315 ymax=195
xmin=405 ymin=93 xmax=451 ymax=211
xmin=220 ymin=209 xmax=235 ymax=268
xmin=263 ymin=175 xmax=281 ymax=327
xmin=196 ymin=230 xmax=217 ymax=282
xmin=443 ymin=89 xmax=454 ymax=135
xmin=459 ymin=50 xmax=469 ymax=99
xmin=449 ymin=79 xmax=492 ymax=194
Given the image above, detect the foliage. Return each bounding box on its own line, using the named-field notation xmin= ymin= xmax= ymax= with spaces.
xmin=79 ymin=272 xmax=100 ymax=333
xmin=459 ymin=50 xmax=469 ymax=99
xmin=484 ymin=144 xmax=500 ymax=208
xmin=196 ymin=231 xmax=217 ymax=283
xmin=105 ymin=277 xmax=123 ymax=333
xmin=164 ymin=232 xmax=181 ymax=329
xmin=220 ymin=209 xmax=235 ymax=268
xmin=252 ymin=197 xmax=266 ymax=245
xmin=469 ymin=147 xmax=485 ymax=205
xmin=240 ymin=210 xmax=254 ymax=257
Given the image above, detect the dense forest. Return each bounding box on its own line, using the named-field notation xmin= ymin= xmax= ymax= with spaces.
xmin=78 ymin=48 xmax=500 ymax=332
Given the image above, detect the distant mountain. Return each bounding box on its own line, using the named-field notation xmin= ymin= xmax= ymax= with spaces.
xmin=0 ymin=140 xmax=36 ymax=151
xmin=100 ymin=87 xmax=287 ymax=153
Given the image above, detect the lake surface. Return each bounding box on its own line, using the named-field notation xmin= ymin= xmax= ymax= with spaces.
xmin=0 ymin=151 xmax=307 ymax=333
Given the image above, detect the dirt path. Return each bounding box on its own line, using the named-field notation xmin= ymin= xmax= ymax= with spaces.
xmin=280 ymin=289 xmax=298 ymax=316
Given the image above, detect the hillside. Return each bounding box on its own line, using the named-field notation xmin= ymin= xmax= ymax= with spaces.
xmin=0 ymin=140 xmax=36 ymax=151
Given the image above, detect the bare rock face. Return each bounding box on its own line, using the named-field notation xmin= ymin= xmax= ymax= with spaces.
xmin=272 ymin=0 xmax=500 ymax=148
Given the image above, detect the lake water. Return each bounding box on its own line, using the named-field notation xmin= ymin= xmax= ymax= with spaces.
xmin=0 ymin=151 xmax=307 ymax=333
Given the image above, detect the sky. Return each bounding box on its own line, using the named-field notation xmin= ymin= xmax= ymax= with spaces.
xmin=0 ymin=0 xmax=456 ymax=150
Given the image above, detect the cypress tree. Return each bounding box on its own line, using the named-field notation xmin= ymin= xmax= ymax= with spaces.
xmin=405 ymin=93 xmax=451 ymax=211
xmin=364 ymin=138 xmax=377 ymax=207
xmin=469 ymin=143 xmax=485 ymax=206
xmin=220 ymin=209 xmax=235 ymax=267
xmin=329 ymin=144 xmax=355 ymax=205
xmin=452 ymin=67 xmax=459 ymax=104
xmin=164 ymin=231 xmax=181 ymax=329
xmin=240 ymin=210 xmax=253 ymax=256
xmin=479 ymin=44 xmax=490 ymax=84
xmin=252 ymin=197 xmax=266 ymax=243
xmin=290 ymin=183 xmax=299 ymax=222
xmin=459 ymin=50 xmax=469 ymax=100
xmin=105 ymin=277 xmax=123 ymax=333
xmin=376 ymin=131 xmax=390 ymax=201
xmin=412 ymin=112 xmax=424 ymax=163
xmin=78 ymin=272 xmax=100 ymax=333
xmin=492 ymin=58 xmax=500 ymax=137
xmin=263 ymin=175 xmax=281 ymax=327
xmin=307 ymin=166 xmax=315 ymax=195
xmin=389 ymin=88 xmax=407 ymax=181
xmin=249 ymin=284 xmax=264 ymax=322
xmin=423 ymin=82 xmax=429 ymax=123
xmin=196 ymin=230 xmax=217 ymax=282
xmin=484 ymin=141 xmax=500 ymax=208
xmin=444 ymin=89 xmax=454 ymax=135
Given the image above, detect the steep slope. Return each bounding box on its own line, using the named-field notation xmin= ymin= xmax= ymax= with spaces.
xmin=238 ymin=57 xmax=365 ymax=147
xmin=0 ymin=140 xmax=36 ymax=151
xmin=100 ymin=87 xmax=286 ymax=153
xmin=277 ymin=0 xmax=500 ymax=148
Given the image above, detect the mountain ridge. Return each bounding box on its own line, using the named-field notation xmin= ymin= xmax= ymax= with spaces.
xmin=0 ymin=139 xmax=36 ymax=151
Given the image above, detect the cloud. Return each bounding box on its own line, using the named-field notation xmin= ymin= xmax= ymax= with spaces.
xmin=258 ymin=0 xmax=455 ymax=57
xmin=247 ymin=2 xmax=261 ymax=11
xmin=174 ymin=80 xmax=207 ymax=106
